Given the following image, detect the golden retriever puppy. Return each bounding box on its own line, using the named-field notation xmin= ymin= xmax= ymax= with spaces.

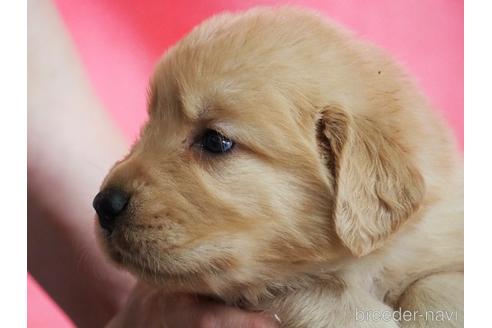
xmin=93 ymin=7 xmax=463 ymax=328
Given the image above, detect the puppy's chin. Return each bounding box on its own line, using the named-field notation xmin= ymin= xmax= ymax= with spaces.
xmin=95 ymin=224 xmax=228 ymax=293
xmin=112 ymin=250 xmax=208 ymax=291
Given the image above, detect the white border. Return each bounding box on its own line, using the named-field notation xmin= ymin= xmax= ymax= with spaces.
xmin=464 ymin=1 xmax=492 ymax=326
xmin=0 ymin=0 xmax=27 ymax=327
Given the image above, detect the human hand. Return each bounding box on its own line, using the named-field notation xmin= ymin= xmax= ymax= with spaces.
xmin=106 ymin=282 xmax=280 ymax=328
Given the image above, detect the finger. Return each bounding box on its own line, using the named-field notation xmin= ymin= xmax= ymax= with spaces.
xmin=157 ymin=293 xmax=280 ymax=328
xmin=154 ymin=294 xmax=193 ymax=326
xmin=193 ymin=302 xmax=280 ymax=328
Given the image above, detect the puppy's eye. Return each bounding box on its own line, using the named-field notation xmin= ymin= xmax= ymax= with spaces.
xmin=200 ymin=129 xmax=235 ymax=154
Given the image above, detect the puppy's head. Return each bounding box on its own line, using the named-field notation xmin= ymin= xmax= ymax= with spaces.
xmin=94 ymin=8 xmax=425 ymax=295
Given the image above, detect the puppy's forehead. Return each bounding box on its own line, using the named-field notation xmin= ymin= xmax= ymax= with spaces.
xmin=150 ymin=60 xmax=292 ymax=126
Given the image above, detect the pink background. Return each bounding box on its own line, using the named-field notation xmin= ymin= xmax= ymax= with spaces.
xmin=28 ymin=0 xmax=463 ymax=327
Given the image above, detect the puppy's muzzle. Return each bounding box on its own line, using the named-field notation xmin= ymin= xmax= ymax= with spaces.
xmin=93 ymin=187 xmax=130 ymax=233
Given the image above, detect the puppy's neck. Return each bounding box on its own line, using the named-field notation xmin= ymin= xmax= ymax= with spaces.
xmin=216 ymin=270 xmax=346 ymax=311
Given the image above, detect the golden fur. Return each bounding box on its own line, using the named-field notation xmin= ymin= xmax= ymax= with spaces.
xmin=96 ymin=7 xmax=463 ymax=327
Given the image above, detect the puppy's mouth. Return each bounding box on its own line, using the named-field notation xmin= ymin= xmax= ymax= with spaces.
xmin=99 ymin=216 xmax=185 ymax=259
xmin=104 ymin=228 xmax=174 ymax=268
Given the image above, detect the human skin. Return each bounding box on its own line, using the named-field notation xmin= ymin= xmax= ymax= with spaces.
xmin=106 ymin=282 xmax=279 ymax=328
xmin=28 ymin=0 xmax=134 ymax=326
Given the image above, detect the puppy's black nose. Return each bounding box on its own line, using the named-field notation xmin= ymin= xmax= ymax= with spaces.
xmin=93 ymin=188 xmax=130 ymax=232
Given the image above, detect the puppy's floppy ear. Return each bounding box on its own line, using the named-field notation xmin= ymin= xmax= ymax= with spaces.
xmin=317 ymin=106 xmax=425 ymax=257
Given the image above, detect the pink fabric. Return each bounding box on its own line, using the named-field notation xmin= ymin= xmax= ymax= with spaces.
xmin=28 ymin=1 xmax=463 ymax=326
